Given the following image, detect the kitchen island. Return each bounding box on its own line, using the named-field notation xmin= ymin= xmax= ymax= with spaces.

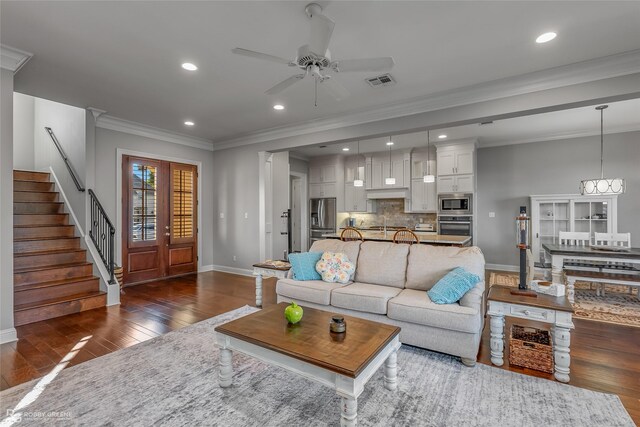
xmin=322 ymin=231 xmax=472 ymax=247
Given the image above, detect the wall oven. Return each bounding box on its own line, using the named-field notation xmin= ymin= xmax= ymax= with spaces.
xmin=438 ymin=193 xmax=473 ymax=215
xmin=438 ymin=216 xmax=473 ymax=244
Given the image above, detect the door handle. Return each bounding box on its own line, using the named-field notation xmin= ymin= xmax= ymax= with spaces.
xmin=165 ymin=232 xmax=171 ymax=237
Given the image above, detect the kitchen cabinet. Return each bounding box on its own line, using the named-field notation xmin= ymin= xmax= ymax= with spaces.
xmin=409 ymin=178 xmax=437 ymax=212
xmin=309 ymin=164 xmax=337 ymax=183
xmin=530 ymin=194 xmax=618 ymax=264
xmin=309 ymin=182 xmax=336 ymax=198
xmin=344 ymin=157 xmax=365 ymax=184
xmin=366 ymin=153 xmax=408 ymax=189
xmin=344 ymin=182 xmax=375 ymax=212
xmin=436 ymin=145 xmax=474 ymax=176
xmin=437 ymin=175 xmax=473 ymax=193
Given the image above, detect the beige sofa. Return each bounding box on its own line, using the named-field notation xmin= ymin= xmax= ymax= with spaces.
xmin=276 ymin=240 xmax=486 ymax=366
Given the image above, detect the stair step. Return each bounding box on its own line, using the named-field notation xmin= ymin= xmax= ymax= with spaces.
xmin=14 ymin=249 xmax=87 ymax=270
xmin=13 ymin=181 xmax=55 ymax=192
xmin=15 ymin=275 xmax=100 ymax=305
xmin=14 ymin=262 xmax=94 ymax=286
xmin=14 ymin=291 xmax=107 ymax=327
xmin=14 ymin=237 xmax=80 ymax=254
xmin=14 ymin=213 xmax=69 ymax=226
xmin=14 ymin=202 xmax=65 ymax=214
xmin=14 ymin=191 xmax=59 ymax=202
xmin=14 ymin=225 xmax=75 ymax=239
xmin=13 ymin=170 xmax=51 ymax=182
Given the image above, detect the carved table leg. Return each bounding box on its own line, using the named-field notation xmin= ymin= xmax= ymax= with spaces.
xmin=384 ymin=350 xmax=398 ymax=391
xmin=340 ymin=397 xmax=357 ymax=427
xmin=566 ymin=277 xmax=576 ymax=304
xmin=490 ymin=313 xmax=505 ymax=366
xmin=218 ymin=347 xmax=233 ymax=388
xmin=551 ymin=255 xmax=564 ymax=287
xmin=255 ymin=273 xmax=263 ymax=308
xmin=553 ymin=324 xmax=571 ymax=383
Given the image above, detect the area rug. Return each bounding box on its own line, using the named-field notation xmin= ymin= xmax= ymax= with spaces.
xmin=489 ymin=272 xmax=640 ymax=328
xmin=0 ymin=306 xmax=634 ymax=427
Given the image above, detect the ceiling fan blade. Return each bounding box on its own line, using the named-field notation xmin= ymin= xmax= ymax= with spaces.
xmin=320 ymin=77 xmax=350 ymax=101
xmin=265 ymin=74 xmax=306 ymax=95
xmin=309 ymin=13 xmax=335 ymax=56
xmin=331 ymin=57 xmax=395 ymax=72
xmin=232 ymin=47 xmax=293 ymax=65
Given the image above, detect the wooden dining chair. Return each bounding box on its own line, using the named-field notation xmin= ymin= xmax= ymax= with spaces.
xmin=558 ymin=231 xmax=591 ymax=246
xmin=594 ymin=232 xmax=631 ymax=247
xmin=340 ymin=227 xmax=364 ymax=242
xmin=393 ymin=229 xmax=420 ymax=245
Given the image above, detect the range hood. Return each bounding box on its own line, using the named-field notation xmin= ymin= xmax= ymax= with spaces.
xmin=366 ymin=189 xmax=409 ymax=199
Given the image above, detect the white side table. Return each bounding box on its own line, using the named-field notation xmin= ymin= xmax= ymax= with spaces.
xmin=487 ymin=285 xmax=575 ymax=383
xmin=252 ymin=263 xmax=290 ymax=307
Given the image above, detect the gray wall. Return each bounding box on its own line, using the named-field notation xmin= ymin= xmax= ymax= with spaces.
xmin=13 ymin=92 xmax=34 ymax=170
xmin=477 ymin=131 xmax=640 ymax=266
xmin=1 ymin=69 xmax=15 ymax=338
xmin=94 ymin=127 xmax=215 ymax=267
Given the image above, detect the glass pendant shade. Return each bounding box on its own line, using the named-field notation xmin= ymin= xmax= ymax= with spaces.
xmin=423 ymin=174 xmax=435 ymax=183
xmin=423 ymin=130 xmax=435 ymax=183
xmin=580 ymin=105 xmax=626 ymax=195
xmin=385 ymin=136 xmax=395 ymax=185
xmin=385 ymin=177 xmax=396 ymax=185
xmin=353 ymin=179 xmax=364 ymax=187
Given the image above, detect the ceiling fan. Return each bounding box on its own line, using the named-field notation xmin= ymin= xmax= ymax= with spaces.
xmin=232 ymin=3 xmax=395 ymax=104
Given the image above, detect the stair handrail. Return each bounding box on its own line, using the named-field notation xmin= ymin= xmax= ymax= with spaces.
xmin=88 ymin=189 xmax=116 ymax=284
xmin=44 ymin=127 xmax=85 ymax=192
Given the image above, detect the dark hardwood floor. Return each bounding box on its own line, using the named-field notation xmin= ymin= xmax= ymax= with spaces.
xmin=1 ymin=270 xmax=638 ymax=424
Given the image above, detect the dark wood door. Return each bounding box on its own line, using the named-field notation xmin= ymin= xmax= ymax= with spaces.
xmin=123 ymin=156 xmax=197 ymax=284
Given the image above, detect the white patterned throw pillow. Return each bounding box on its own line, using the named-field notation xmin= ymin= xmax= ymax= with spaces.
xmin=315 ymin=252 xmax=355 ymax=284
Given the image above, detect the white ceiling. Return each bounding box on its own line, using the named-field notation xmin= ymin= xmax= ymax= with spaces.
xmin=2 ymin=1 xmax=640 ymax=144
xmin=290 ymin=97 xmax=640 ymax=157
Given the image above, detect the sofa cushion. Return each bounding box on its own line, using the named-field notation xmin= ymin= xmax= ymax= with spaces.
xmin=276 ymin=278 xmax=344 ymax=306
xmin=331 ymin=282 xmax=402 ymax=314
xmin=405 ymin=245 xmax=485 ymax=291
xmin=288 ymin=252 xmax=323 ymax=281
xmin=309 ymin=240 xmax=362 ymax=280
xmin=354 ymin=241 xmax=409 ymax=288
xmin=387 ymin=289 xmax=481 ymax=333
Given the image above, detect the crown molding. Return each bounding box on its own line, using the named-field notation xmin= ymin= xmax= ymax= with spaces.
xmin=96 ymin=115 xmax=214 ymax=151
xmin=479 ymin=124 xmax=640 ymax=148
xmin=213 ymin=49 xmax=640 ymax=151
xmin=0 ymin=44 xmax=33 ymax=73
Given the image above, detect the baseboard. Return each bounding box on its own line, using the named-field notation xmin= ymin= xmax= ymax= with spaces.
xmin=210 ymin=265 xmax=254 ymax=277
xmin=0 ymin=328 xmax=17 ymax=344
xmin=198 ymin=264 xmax=214 ymax=273
xmin=486 ymin=263 xmax=519 ymax=272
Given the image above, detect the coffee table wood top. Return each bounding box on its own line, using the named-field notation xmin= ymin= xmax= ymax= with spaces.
xmin=487 ymin=285 xmax=574 ymax=313
xmin=214 ymin=303 xmax=400 ymax=378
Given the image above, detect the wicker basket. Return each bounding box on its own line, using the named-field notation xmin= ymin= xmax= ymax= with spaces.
xmin=509 ymin=325 xmax=553 ymax=373
xmin=113 ymin=266 xmax=124 ymax=290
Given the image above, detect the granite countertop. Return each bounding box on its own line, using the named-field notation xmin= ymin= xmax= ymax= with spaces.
xmin=322 ymin=231 xmax=471 ymax=246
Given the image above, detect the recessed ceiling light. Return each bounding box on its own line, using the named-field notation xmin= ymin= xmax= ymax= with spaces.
xmin=386 ymin=141 xmax=394 ymax=146
xmin=273 ymin=104 xmax=285 ymax=110
xmin=181 ymin=63 xmax=198 ymax=71
xmin=342 ymin=147 xmax=350 ymax=151
xmin=438 ymin=134 xmax=447 ymax=139
xmin=536 ymin=32 xmax=557 ymax=44
xmin=184 ymin=121 xmax=195 ymax=126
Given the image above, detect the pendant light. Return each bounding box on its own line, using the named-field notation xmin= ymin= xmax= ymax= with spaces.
xmin=579 ymin=105 xmax=626 ymax=195
xmin=423 ymin=130 xmax=435 ymax=183
xmin=385 ymin=137 xmax=396 ymax=185
xmin=354 ymin=140 xmax=364 ymax=187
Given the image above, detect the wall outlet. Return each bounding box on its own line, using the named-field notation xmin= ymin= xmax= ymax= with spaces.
xmin=244 ymin=212 xmax=248 ymax=219
xmin=220 ymin=212 xmax=224 ymax=219
xmin=233 ymin=255 xmax=237 ymax=262
xmin=489 ymin=212 xmax=496 ymax=218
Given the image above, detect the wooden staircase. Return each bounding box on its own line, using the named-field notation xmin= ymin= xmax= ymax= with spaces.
xmin=13 ymin=170 xmax=106 ymax=326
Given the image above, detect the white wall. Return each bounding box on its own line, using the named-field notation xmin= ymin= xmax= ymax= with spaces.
xmin=33 ymin=98 xmax=87 ymax=230
xmin=13 ymin=92 xmax=34 ymax=170
xmin=0 ymin=69 xmax=15 ymax=341
xmin=94 ymin=127 xmax=215 ymax=268
xmin=477 ymin=131 xmax=640 ymax=266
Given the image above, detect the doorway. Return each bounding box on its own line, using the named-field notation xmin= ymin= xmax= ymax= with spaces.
xmin=122 ymin=155 xmax=198 ymax=284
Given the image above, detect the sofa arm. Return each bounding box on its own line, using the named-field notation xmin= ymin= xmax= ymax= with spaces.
xmin=286 ymin=269 xmax=294 ymax=279
xmin=459 ymin=281 xmax=485 ymax=312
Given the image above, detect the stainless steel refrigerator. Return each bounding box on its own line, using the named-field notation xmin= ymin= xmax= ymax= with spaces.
xmin=309 ymin=198 xmax=336 ymax=246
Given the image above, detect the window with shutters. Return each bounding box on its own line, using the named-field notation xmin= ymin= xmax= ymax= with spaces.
xmin=171 ymin=167 xmax=195 ymax=241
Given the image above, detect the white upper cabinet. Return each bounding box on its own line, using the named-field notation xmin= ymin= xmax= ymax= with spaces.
xmin=436 ymin=144 xmax=475 ymax=176
xmin=409 ymin=178 xmax=437 ymax=212
xmin=309 ymin=164 xmax=337 ymax=183
xmin=437 ymin=175 xmax=474 ymax=193
xmin=365 ymin=152 xmax=409 ymax=189
xmin=436 ymin=152 xmax=456 ymax=176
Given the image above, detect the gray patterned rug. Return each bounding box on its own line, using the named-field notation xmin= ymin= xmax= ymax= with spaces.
xmin=0 ymin=306 xmax=633 ymax=426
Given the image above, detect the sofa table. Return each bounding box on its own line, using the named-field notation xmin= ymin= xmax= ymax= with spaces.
xmin=215 ymin=303 xmax=401 ymax=427
xmin=252 ymin=262 xmax=290 ymax=307
xmin=487 ymin=285 xmax=575 ymax=383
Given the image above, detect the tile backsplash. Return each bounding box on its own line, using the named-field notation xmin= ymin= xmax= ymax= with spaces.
xmin=338 ymin=199 xmax=437 ymax=229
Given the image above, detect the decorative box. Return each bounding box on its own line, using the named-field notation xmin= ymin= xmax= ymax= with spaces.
xmin=509 ymin=325 xmax=553 ymax=373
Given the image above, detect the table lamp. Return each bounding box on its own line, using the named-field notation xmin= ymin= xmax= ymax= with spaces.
xmin=511 ymin=206 xmax=537 ymax=297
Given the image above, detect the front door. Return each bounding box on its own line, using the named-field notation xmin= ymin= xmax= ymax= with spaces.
xmin=122 ymin=155 xmax=198 ymax=284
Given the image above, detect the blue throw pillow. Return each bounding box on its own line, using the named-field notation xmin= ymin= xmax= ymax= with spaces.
xmin=288 ymin=252 xmax=323 ymax=281
xmin=427 ymin=267 xmax=481 ymax=304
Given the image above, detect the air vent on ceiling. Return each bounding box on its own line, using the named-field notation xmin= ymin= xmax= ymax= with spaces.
xmin=480 ymin=121 xmax=494 ymax=125
xmin=365 ymin=74 xmax=396 ymax=88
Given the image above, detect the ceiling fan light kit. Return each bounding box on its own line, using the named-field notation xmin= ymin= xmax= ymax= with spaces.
xmin=232 ymin=3 xmax=394 ymax=105
xmin=579 ymin=105 xmax=626 ymax=195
